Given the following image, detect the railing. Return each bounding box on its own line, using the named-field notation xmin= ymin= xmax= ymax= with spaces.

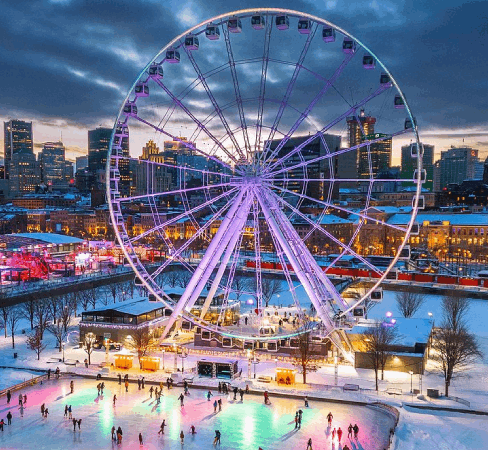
xmin=0 ymin=373 xmax=48 ymax=397
xmin=447 ymin=396 xmax=471 ymax=407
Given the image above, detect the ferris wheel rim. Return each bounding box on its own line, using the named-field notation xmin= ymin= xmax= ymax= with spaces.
xmin=107 ymin=7 xmax=423 ymax=342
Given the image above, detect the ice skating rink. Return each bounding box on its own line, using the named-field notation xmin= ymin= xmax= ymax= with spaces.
xmin=0 ymin=377 xmax=393 ymax=449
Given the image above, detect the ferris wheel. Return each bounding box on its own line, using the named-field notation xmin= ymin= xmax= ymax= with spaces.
xmin=107 ymin=8 xmax=423 ymax=362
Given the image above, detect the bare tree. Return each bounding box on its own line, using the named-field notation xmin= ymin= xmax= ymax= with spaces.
xmin=82 ymin=332 xmax=97 ymax=366
xmin=33 ymin=299 xmax=50 ymax=340
xmin=261 ymin=277 xmax=284 ymax=307
xmin=176 ymin=271 xmax=192 ymax=289
xmin=292 ymin=327 xmax=319 ymax=384
xmin=0 ymin=306 xmax=9 ymax=338
xmin=47 ymin=319 xmax=66 ymax=353
xmin=27 ymin=328 xmax=46 ymax=360
xmin=232 ymin=275 xmax=249 ymax=302
xmin=124 ymin=328 xmax=158 ymax=369
xmin=432 ymin=295 xmax=482 ymax=396
xmin=166 ymin=269 xmax=181 ymax=288
xmin=20 ymin=299 xmax=36 ymax=330
xmin=362 ymin=320 xmax=399 ymax=391
xmin=6 ymin=306 xmax=21 ymax=349
xmin=57 ymin=294 xmax=75 ymax=333
xmin=395 ymin=291 xmax=425 ymax=318
xmin=79 ymin=288 xmax=98 ymax=311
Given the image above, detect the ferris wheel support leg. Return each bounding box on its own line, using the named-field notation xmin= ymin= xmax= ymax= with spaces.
xmin=160 ymin=190 xmax=250 ymax=339
xmin=256 ymin=189 xmax=354 ymax=364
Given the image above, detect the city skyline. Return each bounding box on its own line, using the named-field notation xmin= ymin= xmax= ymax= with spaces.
xmin=1 ymin=1 xmax=486 ymax=163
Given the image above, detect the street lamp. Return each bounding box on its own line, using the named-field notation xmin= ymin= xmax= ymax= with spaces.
xmin=162 ymin=349 xmax=165 ymax=371
xmin=409 ymin=370 xmax=414 ymax=393
xmin=62 ymin=343 xmax=65 ymax=363
xmin=247 ymin=349 xmax=252 ymax=379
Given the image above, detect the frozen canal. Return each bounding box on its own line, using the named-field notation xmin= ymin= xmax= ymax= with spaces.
xmin=0 ymin=377 xmax=393 ymax=450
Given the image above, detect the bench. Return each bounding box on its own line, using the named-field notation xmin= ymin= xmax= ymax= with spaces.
xmin=257 ymin=376 xmax=272 ymax=383
xmin=343 ymin=384 xmax=359 ymax=391
xmin=386 ymin=387 xmax=402 ymax=395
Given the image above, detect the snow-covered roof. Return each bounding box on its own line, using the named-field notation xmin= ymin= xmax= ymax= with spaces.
xmin=84 ymin=296 xmax=164 ymax=316
xmin=8 ymin=233 xmax=84 ymax=245
xmin=388 ymin=213 xmax=488 ymax=226
xmin=349 ymin=317 xmax=434 ymax=347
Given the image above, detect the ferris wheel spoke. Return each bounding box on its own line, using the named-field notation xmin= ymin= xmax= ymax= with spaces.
xmin=263 ymin=84 xmax=392 ymax=176
xmin=267 ymin=128 xmax=409 ymax=179
xmin=150 ymin=190 xmax=241 ymax=280
xmin=116 ymin=182 xmax=231 ymax=203
xmin=259 ymin=24 xmax=317 ymax=165
xmin=262 ymin=51 xmax=355 ymax=169
xmin=152 ymin=78 xmax=242 ymax=166
xmin=254 ymin=15 xmax=273 ymax=158
xmin=222 ymin=25 xmax=251 ymax=158
xmin=131 ymin=115 xmax=235 ymax=171
xmin=251 ymin=197 xmax=264 ymax=318
xmin=268 ymin=183 xmax=408 ymax=233
xmin=270 ymin=190 xmax=384 ymax=276
xmin=182 ymin=43 xmax=246 ymax=161
xmin=129 ymin=187 xmax=238 ymax=244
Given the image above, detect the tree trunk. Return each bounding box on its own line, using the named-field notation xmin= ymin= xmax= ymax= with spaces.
xmin=375 ymin=369 xmax=379 ymax=391
xmin=302 ymin=367 xmax=307 ymax=384
xmin=88 ymin=352 xmax=91 ymax=365
xmin=445 ymin=380 xmax=449 ymax=397
xmin=11 ymin=333 xmax=15 ymax=349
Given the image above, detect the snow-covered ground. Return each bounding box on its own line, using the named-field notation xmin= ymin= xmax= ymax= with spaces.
xmin=0 ymin=377 xmax=393 ymax=450
xmin=1 ymin=283 xmax=488 ymax=449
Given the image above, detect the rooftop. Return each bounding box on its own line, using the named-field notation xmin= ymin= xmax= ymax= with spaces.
xmin=83 ymin=296 xmax=165 ymax=316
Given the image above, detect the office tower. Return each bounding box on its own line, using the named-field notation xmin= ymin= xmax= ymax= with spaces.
xmin=401 ymin=143 xmax=434 ymax=190
xmin=141 ymin=140 xmax=160 ymax=160
xmin=4 ymin=120 xmax=33 ymax=179
xmin=9 ymin=152 xmax=40 ymax=196
xmin=76 ymin=155 xmax=88 ymax=171
xmin=266 ymin=133 xmax=341 ymax=203
xmin=38 ymin=142 xmax=65 ymax=186
xmin=438 ymin=146 xmax=479 ymax=189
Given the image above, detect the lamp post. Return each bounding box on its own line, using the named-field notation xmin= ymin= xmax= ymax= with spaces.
xmin=162 ymin=349 xmax=165 ymax=371
xmin=179 ymin=348 xmax=188 ymax=373
xmin=173 ymin=343 xmax=177 ymax=373
xmin=409 ymin=370 xmax=414 ymax=393
xmin=247 ymin=350 xmax=251 ymax=379
xmin=62 ymin=343 xmax=65 ymax=363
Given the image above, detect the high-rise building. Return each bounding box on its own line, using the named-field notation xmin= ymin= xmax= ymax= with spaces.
xmin=38 ymin=142 xmax=65 ymax=186
xmin=401 ymin=143 xmax=434 ymax=190
xmin=88 ymin=127 xmax=130 ymax=200
xmin=136 ymin=140 xmax=170 ymax=196
xmin=4 ymin=120 xmax=33 ymax=180
xmin=266 ymin=133 xmax=341 ymax=203
xmin=346 ymin=111 xmax=392 ymax=179
xmin=76 ymin=155 xmax=88 ymax=171
xmin=141 ymin=140 xmax=160 ymax=160
xmin=438 ymin=146 xmax=479 ymax=189
xmin=9 ymin=152 xmax=40 ymax=196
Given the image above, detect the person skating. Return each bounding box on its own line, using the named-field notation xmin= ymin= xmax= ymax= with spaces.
xmin=218 ymin=398 xmax=222 ymax=411
xmin=218 ymin=382 xmax=222 ymax=394
xmin=213 ymin=430 xmax=221 ymax=445
xmin=125 ymin=379 xmax=129 ymax=392
xmin=245 ymin=385 xmax=250 ymax=394
xmin=64 ymin=405 xmax=68 ymax=418
xmin=113 ymin=394 xmax=117 ymax=406
xmin=337 ymin=427 xmax=343 ymax=443
xmin=263 ymin=391 xmax=269 ymax=405
xmin=166 ymin=378 xmax=171 ymax=390
xmin=68 ymin=405 xmax=72 ymax=419
xmin=23 ymin=394 xmax=27 ymax=405
xmin=41 ymin=403 xmax=45 ymax=417
xmin=139 ymin=432 xmax=143 ymax=445
xmin=304 ymin=396 xmax=309 ymax=407
xmin=207 ymin=390 xmax=213 ymax=401
xmin=47 ymin=369 xmax=51 ymax=380
xmin=111 ymin=426 xmax=116 ymax=441
xmin=213 ymin=399 xmax=218 ymax=413
xmin=332 ymin=428 xmax=336 ymax=441
xmin=43 ymin=407 xmax=48 ymax=418
xmin=184 ymin=385 xmax=190 ymax=396
xmin=180 ymin=430 xmax=185 ymax=444
xmin=306 ymin=437 xmax=313 ymax=450
xmin=6 ymin=411 xmax=12 ymax=425
xmin=294 ymin=412 xmax=299 ymax=429
xmin=297 ymin=414 xmax=302 ymax=429
xmin=55 ymin=367 xmax=60 ymax=379
xmin=158 ymin=419 xmax=166 ymax=435
xmin=77 ymin=418 xmax=82 ymax=430
xmin=353 ymin=423 xmax=359 ymax=439
xmin=239 ymin=388 xmax=244 ymax=401
xmin=233 ymin=387 xmax=238 ymax=400
xmin=97 ymin=383 xmax=101 ymax=396
xmin=343 ymin=445 xmax=350 ymax=450
xmin=70 ymin=380 xmax=74 ymax=393
xmin=0 ymin=419 xmax=4 ymax=431
xmin=138 ymin=377 xmax=141 ymax=390
xmin=118 ymin=374 xmax=121 ymax=385
xmin=327 ymin=412 xmax=333 ymax=427
xmin=141 ymin=377 xmax=145 ymax=389
xmin=72 ymin=417 xmax=77 ymax=431
xmin=189 ymin=425 xmax=196 ymax=435
xmin=149 ymin=386 xmax=154 ymax=398
xmin=348 ymin=423 xmax=353 ymax=439
xmin=19 ymin=403 xmax=25 ymax=417
xmin=101 ymin=382 xmax=105 ymax=394
xmin=178 ymin=393 xmax=185 ymax=407
xmin=6 ymin=390 xmax=11 ymax=404
xmin=117 ymin=426 xmax=123 ymax=444
xmin=18 ymin=394 xmax=22 ymax=406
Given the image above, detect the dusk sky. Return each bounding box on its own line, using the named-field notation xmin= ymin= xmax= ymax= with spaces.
xmin=1 ymin=0 xmax=487 ymax=165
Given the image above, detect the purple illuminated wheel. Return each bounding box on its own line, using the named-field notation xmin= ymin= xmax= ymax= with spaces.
xmin=107 ymin=8 xmax=422 ymax=361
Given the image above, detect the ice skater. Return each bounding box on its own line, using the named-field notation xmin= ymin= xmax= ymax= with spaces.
xmin=218 ymin=382 xmax=222 ymax=394
xmin=213 ymin=399 xmax=218 ymax=413
xmin=353 ymin=424 xmax=359 ymax=439
xmin=180 ymin=430 xmax=185 ymax=444
xmin=178 ymin=393 xmax=185 ymax=407
xmin=138 ymin=378 xmax=141 ymax=389
xmin=101 ymin=382 xmax=105 ymax=394
xmin=68 ymin=405 xmax=72 ymax=419
xmin=97 ymin=383 xmax=101 ymax=395
xmin=118 ymin=374 xmax=122 ymax=385
xmin=43 ymin=407 xmax=48 ymax=418
xmin=23 ymin=394 xmax=27 ymax=405
xmin=18 ymin=394 xmax=23 ymax=406
xmin=304 ymin=396 xmax=309 ymax=407
xmin=77 ymin=418 xmax=82 ymax=430
xmin=332 ymin=428 xmax=336 ymax=441
xmin=239 ymin=389 xmax=244 ymax=401
xmin=6 ymin=411 xmax=12 ymax=425
xmin=207 ymin=390 xmax=213 ymax=401
xmin=117 ymin=426 xmax=123 ymax=444
xmin=218 ymin=398 xmax=222 ymax=411
xmin=41 ymin=403 xmax=45 ymax=417
xmin=337 ymin=427 xmax=343 ymax=443
xmin=111 ymin=426 xmax=116 ymax=441
xmin=213 ymin=430 xmax=221 ymax=445
xmin=0 ymin=419 xmax=4 ymax=431
xmin=189 ymin=425 xmax=196 ymax=434
xmin=70 ymin=380 xmax=74 ymax=393
xmin=113 ymin=394 xmax=117 ymax=406
xmin=125 ymin=379 xmax=129 ymax=392
xmin=264 ymin=391 xmax=270 ymax=405
xmin=72 ymin=417 xmax=77 ymax=431
xmin=139 ymin=432 xmax=143 ymax=445
xmin=327 ymin=412 xmax=333 ymax=427
xmin=149 ymin=386 xmax=154 ymax=398
xmin=64 ymin=405 xmax=68 ymax=418
xmin=233 ymin=387 xmax=238 ymax=400
xmin=158 ymin=419 xmax=166 ymax=435
xmin=141 ymin=377 xmax=145 ymax=389
xmin=6 ymin=390 xmax=11 ymax=404
xmin=348 ymin=423 xmax=353 ymax=439
xmin=306 ymin=437 xmax=313 ymax=449
xmin=19 ymin=403 xmax=25 ymax=417
xmin=294 ymin=412 xmax=299 ymax=429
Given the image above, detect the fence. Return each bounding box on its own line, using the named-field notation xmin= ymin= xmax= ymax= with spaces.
xmin=447 ymin=396 xmax=471 ymax=407
xmin=0 ymin=373 xmax=48 ymax=397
